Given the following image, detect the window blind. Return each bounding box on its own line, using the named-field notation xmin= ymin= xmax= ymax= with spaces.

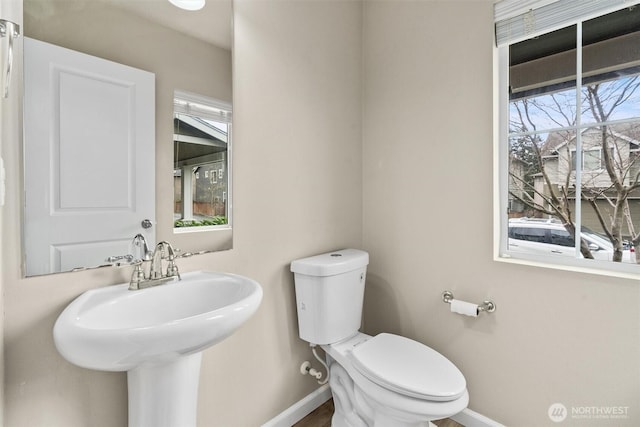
xmin=494 ymin=0 xmax=639 ymax=46
xmin=494 ymin=0 xmax=559 ymax=22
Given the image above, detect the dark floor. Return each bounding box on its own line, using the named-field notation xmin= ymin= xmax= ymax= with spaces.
xmin=293 ymin=399 xmax=464 ymax=427
xmin=293 ymin=399 xmax=334 ymax=427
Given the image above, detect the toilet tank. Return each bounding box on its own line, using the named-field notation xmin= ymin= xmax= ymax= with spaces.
xmin=291 ymin=249 xmax=369 ymax=345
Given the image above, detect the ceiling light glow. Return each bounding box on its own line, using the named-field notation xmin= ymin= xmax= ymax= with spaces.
xmin=168 ymin=0 xmax=205 ymax=11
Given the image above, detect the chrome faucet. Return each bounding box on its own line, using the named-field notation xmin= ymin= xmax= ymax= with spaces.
xmin=149 ymin=241 xmax=180 ymax=280
xmin=129 ymin=240 xmax=181 ymax=290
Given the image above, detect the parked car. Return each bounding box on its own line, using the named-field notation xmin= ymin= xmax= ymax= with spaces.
xmin=508 ymin=218 xmax=635 ymax=263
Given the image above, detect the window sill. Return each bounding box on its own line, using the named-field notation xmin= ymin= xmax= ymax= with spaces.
xmin=494 ymin=252 xmax=640 ymax=281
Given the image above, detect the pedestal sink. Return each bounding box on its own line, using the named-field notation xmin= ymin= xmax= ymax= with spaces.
xmin=53 ymin=270 xmax=263 ymax=427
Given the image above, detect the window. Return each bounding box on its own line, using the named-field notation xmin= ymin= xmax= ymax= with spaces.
xmin=510 ymin=227 xmax=546 ymax=243
xmin=570 ymin=148 xmax=614 ymax=171
xmin=173 ymin=91 xmax=232 ymax=229
xmin=550 ymin=229 xmax=574 ymax=248
xmin=496 ymin=0 xmax=640 ymax=275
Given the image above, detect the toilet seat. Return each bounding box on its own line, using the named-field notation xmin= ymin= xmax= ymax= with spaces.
xmin=323 ymin=332 xmax=469 ymax=422
xmin=350 ymin=333 xmax=466 ymax=401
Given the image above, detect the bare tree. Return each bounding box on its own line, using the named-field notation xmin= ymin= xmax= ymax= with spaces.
xmin=508 ymin=97 xmax=595 ymax=259
xmin=509 ymin=75 xmax=640 ymax=262
xmin=623 ymin=200 xmax=640 ymax=263
xmin=582 ymin=78 xmax=640 ymax=262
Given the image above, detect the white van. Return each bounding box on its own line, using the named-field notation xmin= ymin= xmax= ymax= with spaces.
xmin=508 ymin=218 xmax=635 ymax=263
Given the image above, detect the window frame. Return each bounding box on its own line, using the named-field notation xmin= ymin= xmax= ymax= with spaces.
xmin=494 ymin=4 xmax=640 ymax=280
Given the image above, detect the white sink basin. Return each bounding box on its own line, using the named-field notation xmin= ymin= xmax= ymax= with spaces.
xmin=54 ymin=270 xmax=263 ymax=371
xmin=53 ymin=270 xmax=263 ymax=427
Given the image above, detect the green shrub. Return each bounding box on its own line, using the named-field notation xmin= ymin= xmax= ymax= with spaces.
xmin=174 ymin=216 xmax=228 ymax=228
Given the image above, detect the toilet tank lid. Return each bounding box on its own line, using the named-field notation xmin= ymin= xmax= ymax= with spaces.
xmin=290 ymin=249 xmax=369 ymax=277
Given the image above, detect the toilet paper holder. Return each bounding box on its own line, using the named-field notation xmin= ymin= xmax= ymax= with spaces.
xmin=442 ymin=291 xmax=496 ymax=313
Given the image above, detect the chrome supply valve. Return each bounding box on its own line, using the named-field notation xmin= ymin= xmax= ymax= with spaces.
xmin=300 ymin=361 xmax=323 ymax=380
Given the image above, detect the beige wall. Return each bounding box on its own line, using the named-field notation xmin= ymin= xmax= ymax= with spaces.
xmin=4 ymin=0 xmax=640 ymax=426
xmin=3 ymin=0 xmax=362 ymax=426
xmin=362 ymin=1 xmax=640 ymax=426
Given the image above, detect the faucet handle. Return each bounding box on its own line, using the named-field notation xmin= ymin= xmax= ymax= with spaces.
xmin=158 ymin=241 xmax=179 ymax=260
xmin=106 ymin=254 xmax=134 ymax=264
xmin=169 ymin=247 xmax=183 ymax=259
xmin=166 ymin=261 xmax=181 ymax=280
xmin=129 ymin=261 xmax=147 ymax=290
xmin=164 ymin=242 xmax=181 ymax=280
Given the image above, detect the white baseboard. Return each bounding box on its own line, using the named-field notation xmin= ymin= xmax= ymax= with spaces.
xmin=261 ymin=384 xmax=504 ymax=427
xmin=261 ymin=384 xmax=332 ymax=427
xmin=451 ymin=408 xmax=506 ymax=427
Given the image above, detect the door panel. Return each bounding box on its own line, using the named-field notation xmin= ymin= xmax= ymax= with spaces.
xmin=24 ymin=37 xmax=155 ymax=276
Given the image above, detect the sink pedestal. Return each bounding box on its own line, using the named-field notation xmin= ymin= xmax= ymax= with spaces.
xmin=128 ymin=353 xmax=203 ymax=427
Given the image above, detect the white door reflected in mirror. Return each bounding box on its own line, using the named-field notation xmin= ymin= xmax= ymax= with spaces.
xmin=23 ymin=38 xmax=155 ymax=276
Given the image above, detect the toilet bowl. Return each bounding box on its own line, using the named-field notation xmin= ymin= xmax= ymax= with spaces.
xmin=291 ymin=249 xmax=468 ymax=426
xmin=322 ymin=332 xmax=468 ymax=426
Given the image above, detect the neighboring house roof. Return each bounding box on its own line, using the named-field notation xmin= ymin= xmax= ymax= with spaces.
xmin=532 ymin=122 xmax=640 ymax=193
xmin=174 ymin=115 xmax=228 ymax=166
xmin=541 ymin=122 xmax=640 ymax=155
xmin=509 ymin=153 xmax=530 ymax=166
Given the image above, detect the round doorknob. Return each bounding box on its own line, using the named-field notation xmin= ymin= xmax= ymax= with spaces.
xmin=141 ymin=219 xmax=153 ymax=229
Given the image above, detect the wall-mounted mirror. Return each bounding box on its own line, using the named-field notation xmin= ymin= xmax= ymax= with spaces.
xmin=22 ymin=0 xmax=233 ymax=277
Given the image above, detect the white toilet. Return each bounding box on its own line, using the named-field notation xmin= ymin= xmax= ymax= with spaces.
xmin=291 ymin=249 xmax=468 ymax=427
